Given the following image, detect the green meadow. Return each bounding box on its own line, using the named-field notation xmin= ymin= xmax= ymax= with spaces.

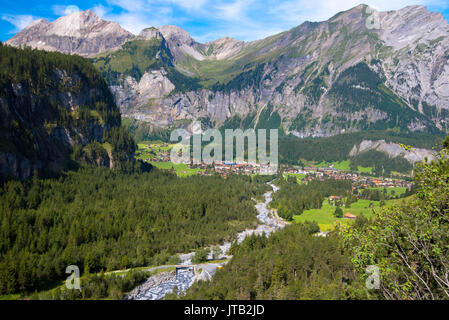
xmin=369 ymin=186 xmax=407 ymax=197
xmin=135 ymin=142 xmax=204 ymax=177
xmin=283 ymin=173 xmax=307 ymax=183
xmin=293 ymin=197 xmax=409 ymax=232
xmin=150 ymin=162 xmax=205 ymax=177
xmin=303 ymin=160 xmax=373 ymax=174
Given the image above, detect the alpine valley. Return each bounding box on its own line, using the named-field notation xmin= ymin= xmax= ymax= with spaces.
xmin=3 ymin=2 xmax=449 ymax=302
xmin=5 ymin=4 xmax=449 ymax=168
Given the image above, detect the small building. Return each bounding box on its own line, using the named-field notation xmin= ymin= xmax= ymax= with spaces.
xmin=344 ymin=213 xmax=357 ymax=220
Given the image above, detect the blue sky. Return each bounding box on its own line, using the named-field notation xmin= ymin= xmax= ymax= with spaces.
xmin=1 ymin=0 xmax=448 ymax=43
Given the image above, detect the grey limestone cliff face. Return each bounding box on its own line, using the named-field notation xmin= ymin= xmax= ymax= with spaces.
xmin=379 ymin=6 xmax=449 ymax=129
xmin=349 ymin=139 xmax=435 ymax=164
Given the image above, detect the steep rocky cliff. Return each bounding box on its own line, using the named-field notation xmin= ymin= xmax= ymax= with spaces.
xmin=0 ymin=44 xmax=122 ymax=179
xmin=349 ymin=140 xmax=435 ymax=164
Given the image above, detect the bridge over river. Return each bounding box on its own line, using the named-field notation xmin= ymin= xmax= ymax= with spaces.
xmin=127 ymin=183 xmax=285 ymax=300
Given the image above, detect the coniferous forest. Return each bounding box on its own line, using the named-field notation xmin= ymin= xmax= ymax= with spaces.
xmin=176 ymin=222 xmax=369 ymax=300
xmin=271 ymin=178 xmax=352 ymax=220
xmin=0 ymin=167 xmax=269 ymax=295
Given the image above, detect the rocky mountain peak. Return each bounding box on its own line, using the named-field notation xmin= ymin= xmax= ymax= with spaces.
xmin=46 ymin=10 xmax=104 ymax=37
xmin=138 ymin=27 xmax=164 ymax=41
xmin=6 ymin=9 xmax=133 ymax=56
xmin=159 ymin=25 xmax=195 ymax=45
xmin=27 ymin=18 xmax=50 ymax=28
xmin=158 ymin=25 xmax=205 ymax=61
xmin=378 ymin=5 xmax=449 ymax=51
xmin=206 ymin=37 xmax=246 ymax=59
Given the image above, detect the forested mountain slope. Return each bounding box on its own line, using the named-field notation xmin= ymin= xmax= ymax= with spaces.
xmin=0 ymin=44 xmax=133 ymax=180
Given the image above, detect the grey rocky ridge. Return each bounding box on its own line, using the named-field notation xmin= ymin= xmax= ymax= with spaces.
xmin=6 ymin=4 xmax=449 ymax=164
xmin=91 ymin=5 xmax=449 ymax=138
xmin=6 ymin=10 xmax=133 ymax=57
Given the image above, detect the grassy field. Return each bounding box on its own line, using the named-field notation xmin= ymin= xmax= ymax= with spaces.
xmin=293 ymin=198 xmax=409 ymax=232
xmin=283 ymin=173 xmax=307 ymax=183
xmin=304 ymin=160 xmax=373 ymax=174
xmin=135 ymin=142 xmax=174 ymax=160
xmin=369 ymin=186 xmax=407 ymax=197
xmin=135 ymin=142 xmax=204 ymax=177
xmin=150 ymin=162 xmax=205 ymax=177
xmin=0 ymin=294 xmax=20 ymax=300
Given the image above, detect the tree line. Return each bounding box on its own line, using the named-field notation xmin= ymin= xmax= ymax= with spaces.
xmin=271 ymin=177 xmax=352 ymax=221
xmin=175 ymin=222 xmax=368 ymax=300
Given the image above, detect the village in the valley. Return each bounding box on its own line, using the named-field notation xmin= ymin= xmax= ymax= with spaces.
xmin=137 ymin=143 xmax=413 ymax=189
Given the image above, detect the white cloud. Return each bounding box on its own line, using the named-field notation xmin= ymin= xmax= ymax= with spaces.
xmin=92 ymin=4 xmax=111 ymax=18
xmin=52 ymin=5 xmax=80 ymax=16
xmin=107 ymin=0 xmax=149 ymax=12
xmin=215 ymin=0 xmax=251 ymax=21
xmin=153 ymin=0 xmax=209 ymax=11
xmin=1 ymin=14 xmax=37 ymax=33
xmin=99 ymin=1 xmax=176 ymax=34
xmin=109 ymin=12 xmax=155 ymax=34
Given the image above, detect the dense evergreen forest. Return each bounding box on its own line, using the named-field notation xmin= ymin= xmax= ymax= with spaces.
xmin=271 ymin=177 xmax=352 ymax=220
xmin=177 ymin=222 xmax=368 ymax=300
xmin=0 ymin=167 xmax=269 ymax=295
xmin=349 ymin=150 xmax=412 ymax=175
xmin=0 ymin=44 xmax=134 ymax=180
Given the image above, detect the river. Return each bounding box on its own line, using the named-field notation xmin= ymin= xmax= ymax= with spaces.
xmin=127 ymin=183 xmax=283 ymax=300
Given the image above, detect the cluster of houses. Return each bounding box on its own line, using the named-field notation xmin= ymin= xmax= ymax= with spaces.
xmin=191 ymin=161 xmax=278 ymax=177
xmin=137 ymin=144 xmax=171 ymax=163
xmin=138 ymin=145 xmax=411 ymax=190
xmin=285 ymin=166 xmax=412 ymax=189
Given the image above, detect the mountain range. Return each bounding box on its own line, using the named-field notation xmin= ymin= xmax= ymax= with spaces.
xmin=4 ymin=4 xmax=449 ymax=165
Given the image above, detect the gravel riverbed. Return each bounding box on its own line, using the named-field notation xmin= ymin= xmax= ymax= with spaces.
xmin=127 ymin=183 xmax=283 ymax=300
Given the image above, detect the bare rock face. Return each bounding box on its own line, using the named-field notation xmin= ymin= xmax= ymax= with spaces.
xmin=6 ymin=10 xmax=133 ymax=57
xmin=8 ymin=6 xmax=449 ymax=141
xmin=138 ymin=27 xmax=164 ymax=41
xmin=111 ymin=70 xmax=175 ymax=117
xmin=349 ymin=140 xmax=435 ymax=164
xmin=379 ymin=6 xmax=449 ymax=129
xmin=137 ymin=70 xmax=175 ymax=99
xmin=159 ymin=25 xmax=206 ymax=61
xmin=204 ymin=37 xmax=246 ymax=60
xmin=106 ymin=5 xmax=448 ymax=139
